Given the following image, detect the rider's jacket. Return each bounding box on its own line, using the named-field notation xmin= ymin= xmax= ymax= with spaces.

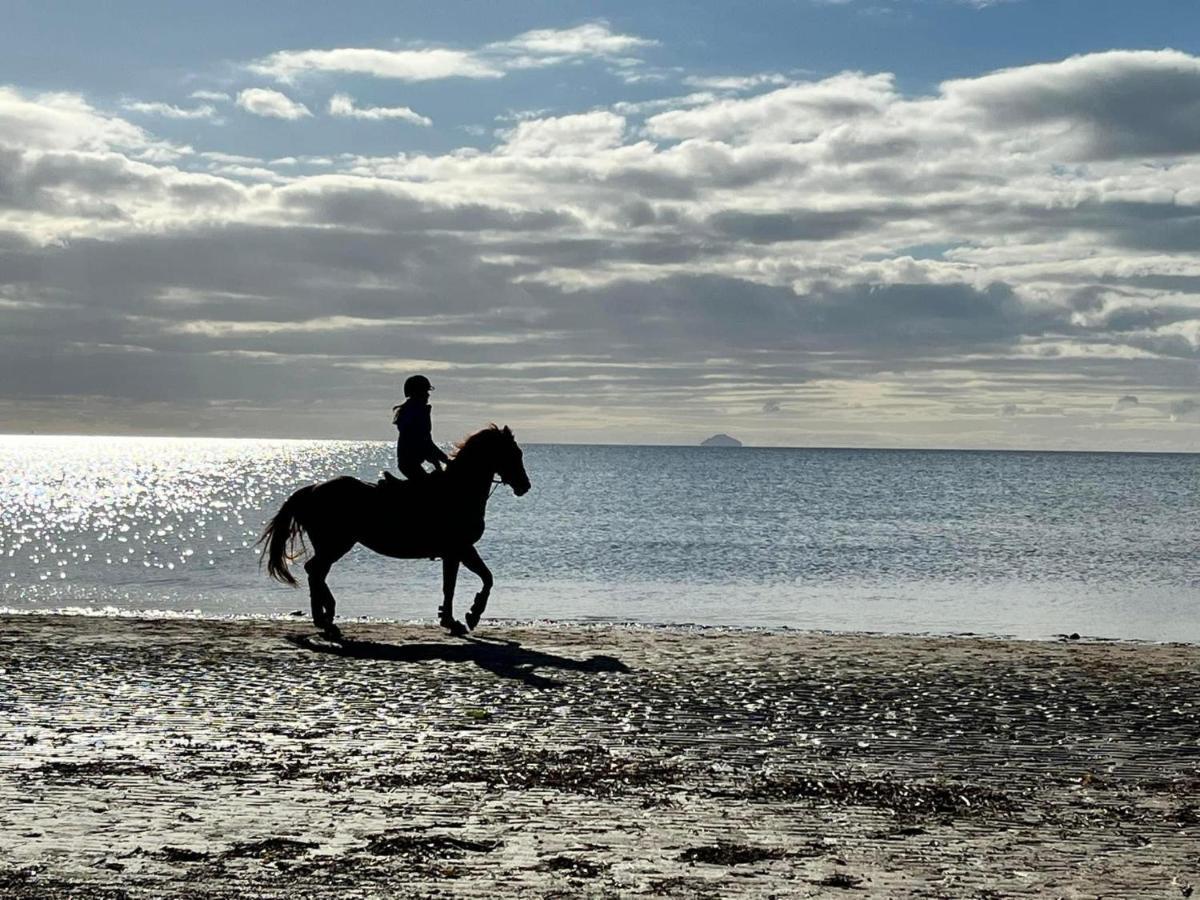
xmin=394 ymin=400 xmax=450 ymax=472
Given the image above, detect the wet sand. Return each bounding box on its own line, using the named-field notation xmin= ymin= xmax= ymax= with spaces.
xmin=1 ymin=614 xmax=1198 ymax=898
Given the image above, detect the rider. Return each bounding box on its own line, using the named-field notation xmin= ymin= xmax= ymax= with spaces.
xmin=393 ymin=374 xmax=451 ymax=481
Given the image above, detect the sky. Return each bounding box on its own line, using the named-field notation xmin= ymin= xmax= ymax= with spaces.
xmin=3 ymin=0 xmax=1200 ymax=449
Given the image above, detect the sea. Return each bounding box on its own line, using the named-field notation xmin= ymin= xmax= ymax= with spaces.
xmin=1 ymin=435 xmax=1197 ymax=642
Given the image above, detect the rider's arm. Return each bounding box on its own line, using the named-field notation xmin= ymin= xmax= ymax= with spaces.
xmin=420 ymin=407 xmax=450 ymax=467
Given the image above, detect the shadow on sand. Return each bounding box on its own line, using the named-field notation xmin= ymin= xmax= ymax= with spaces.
xmin=286 ymin=632 xmax=631 ymax=689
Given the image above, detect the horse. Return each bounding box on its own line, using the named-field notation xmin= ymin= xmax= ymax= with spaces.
xmin=258 ymin=424 xmax=531 ymax=637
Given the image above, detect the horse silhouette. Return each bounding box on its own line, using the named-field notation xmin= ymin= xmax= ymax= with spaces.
xmin=259 ymin=425 xmax=531 ymax=637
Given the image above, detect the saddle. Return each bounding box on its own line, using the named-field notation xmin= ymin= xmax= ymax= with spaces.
xmin=377 ymin=469 xmax=445 ymax=502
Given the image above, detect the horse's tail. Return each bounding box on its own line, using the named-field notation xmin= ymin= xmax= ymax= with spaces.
xmin=257 ymin=486 xmax=314 ymax=586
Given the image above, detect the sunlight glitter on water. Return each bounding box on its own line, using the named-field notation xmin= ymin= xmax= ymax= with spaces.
xmin=0 ymin=435 xmax=370 ymax=608
xmin=2 ymin=435 xmax=1199 ymax=640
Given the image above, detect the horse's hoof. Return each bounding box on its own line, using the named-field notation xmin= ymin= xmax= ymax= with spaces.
xmin=440 ymin=617 xmax=468 ymax=638
xmin=321 ymin=623 xmax=343 ymax=641
xmin=465 ymin=610 xmax=481 ymax=631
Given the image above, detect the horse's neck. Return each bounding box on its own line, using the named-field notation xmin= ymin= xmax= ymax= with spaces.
xmin=448 ymin=460 xmax=494 ymax=505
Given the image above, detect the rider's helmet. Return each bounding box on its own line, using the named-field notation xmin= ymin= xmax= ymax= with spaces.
xmin=403 ymin=374 xmax=434 ymax=398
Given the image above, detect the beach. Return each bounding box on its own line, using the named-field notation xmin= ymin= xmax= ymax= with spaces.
xmin=1 ymin=614 xmax=1198 ymax=898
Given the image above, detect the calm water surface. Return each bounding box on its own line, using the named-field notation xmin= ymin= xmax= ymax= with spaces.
xmin=1 ymin=436 xmax=1197 ymax=640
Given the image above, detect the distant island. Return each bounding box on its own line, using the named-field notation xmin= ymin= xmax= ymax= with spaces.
xmin=700 ymin=433 xmax=743 ymax=447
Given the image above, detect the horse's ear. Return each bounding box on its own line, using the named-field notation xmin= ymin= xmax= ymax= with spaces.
xmin=503 ymin=425 xmax=513 ymax=439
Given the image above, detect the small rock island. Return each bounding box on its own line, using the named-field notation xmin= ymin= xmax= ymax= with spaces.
xmin=700 ymin=433 xmax=743 ymax=447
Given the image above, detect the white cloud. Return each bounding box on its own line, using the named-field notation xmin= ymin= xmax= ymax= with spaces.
xmin=489 ymin=23 xmax=657 ymax=59
xmin=682 ymin=73 xmax=792 ymax=91
xmin=246 ymin=22 xmax=656 ymax=85
xmin=499 ymin=111 xmax=626 ymax=156
xmin=200 ymin=151 xmax=262 ymax=165
xmin=190 ymin=90 xmax=232 ymax=102
xmin=646 ymin=72 xmax=897 ymax=142
xmin=123 ymin=100 xmax=217 ymax=120
xmin=612 ymin=92 xmax=716 ymax=116
xmin=236 ymin=88 xmax=312 ymax=120
xmin=328 ymin=93 xmax=431 ymax=125
xmin=0 ymin=86 xmax=148 ymax=151
xmin=249 ymin=48 xmax=501 ymax=83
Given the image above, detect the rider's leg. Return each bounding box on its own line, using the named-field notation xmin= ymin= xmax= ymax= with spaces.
xmin=398 ymin=461 xmax=427 ymax=481
xmin=459 ymin=546 xmax=493 ymax=631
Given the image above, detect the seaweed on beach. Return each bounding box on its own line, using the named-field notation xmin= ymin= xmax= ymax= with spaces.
xmin=0 ymin=867 xmax=132 ymax=900
xmin=153 ymin=847 xmax=210 ymax=863
xmin=678 ymin=842 xmax=821 ymax=865
xmin=814 ymin=872 xmax=864 ymax=889
xmin=1168 ymin=804 xmax=1200 ymax=825
xmin=363 ymin=832 xmax=499 ymax=860
xmin=223 ymin=837 xmax=317 ymax=861
xmin=739 ymin=773 xmax=1019 ymax=816
xmin=29 ymin=760 xmax=161 ymax=781
xmin=644 ymin=876 xmax=723 ymax=898
xmin=535 ymin=855 xmax=608 ymax=877
xmin=370 ymin=744 xmax=684 ymax=797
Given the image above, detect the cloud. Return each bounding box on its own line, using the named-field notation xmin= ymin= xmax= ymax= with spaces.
xmin=190 ymin=90 xmax=232 ymax=102
xmin=247 ymin=23 xmax=656 ymax=85
xmin=499 ymin=111 xmax=626 ymax=156
xmin=250 ymin=48 xmax=501 ymax=83
xmin=645 ymin=72 xmax=896 ymax=142
xmin=0 ymin=86 xmax=148 ymax=151
xmin=123 ymin=100 xmax=217 ymax=120
xmin=1169 ymin=398 xmax=1200 ymax=421
xmin=236 ymin=88 xmax=311 ymax=120
xmin=328 ymin=93 xmax=431 ymax=125
xmin=8 ymin=49 xmax=1200 ymax=445
xmin=488 ymin=22 xmax=657 ymax=60
xmin=682 ymin=73 xmax=792 ymax=91
xmin=942 ymin=50 xmax=1200 ymax=160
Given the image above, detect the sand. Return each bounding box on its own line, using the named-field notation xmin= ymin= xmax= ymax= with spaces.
xmin=1 ymin=614 xmax=1198 ymax=898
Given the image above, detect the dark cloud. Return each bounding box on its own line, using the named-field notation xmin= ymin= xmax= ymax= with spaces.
xmin=947 ymin=50 xmax=1200 ymax=160
xmin=708 ymin=209 xmax=876 ymax=243
xmin=278 ymin=182 xmax=577 ymax=233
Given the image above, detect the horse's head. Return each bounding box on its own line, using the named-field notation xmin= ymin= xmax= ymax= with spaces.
xmin=493 ymin=425 xmax=531 ymax=496
xmin=453 ymin=424 xmax=531 ymax=496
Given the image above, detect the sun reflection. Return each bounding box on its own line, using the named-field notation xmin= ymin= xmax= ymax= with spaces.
xmin=0 ymin=435 xmax=378 ymax=609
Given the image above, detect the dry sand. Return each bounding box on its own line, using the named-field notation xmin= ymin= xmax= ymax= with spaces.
xmin=0 ymin=613 xmax=1198 ymax=898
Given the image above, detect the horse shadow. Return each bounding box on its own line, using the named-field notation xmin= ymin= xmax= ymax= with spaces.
xmin=286 ymin=632 xmax=631 ymax=689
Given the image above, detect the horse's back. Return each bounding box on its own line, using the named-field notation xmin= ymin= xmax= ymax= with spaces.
xmin=300 ymin=472 xmax=481 ymax=559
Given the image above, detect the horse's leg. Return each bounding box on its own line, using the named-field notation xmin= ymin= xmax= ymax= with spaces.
xmin=459 ymin=546 xmax=493 ymax=632
xmin=439 ymin=556 xmax=468 ymax=637
xmin=305 ymin=537 xmax=353 ymax=635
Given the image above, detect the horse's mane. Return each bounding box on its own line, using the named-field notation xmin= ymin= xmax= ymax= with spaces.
xmin=450 ymin=424 xmax=513 ymax=464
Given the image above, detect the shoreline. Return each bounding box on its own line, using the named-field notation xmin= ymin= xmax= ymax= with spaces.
xmin=0 ymin=605 xmax=1191 ymax=648
xmin=2 ymin=614 xmax=1198 ymax=897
